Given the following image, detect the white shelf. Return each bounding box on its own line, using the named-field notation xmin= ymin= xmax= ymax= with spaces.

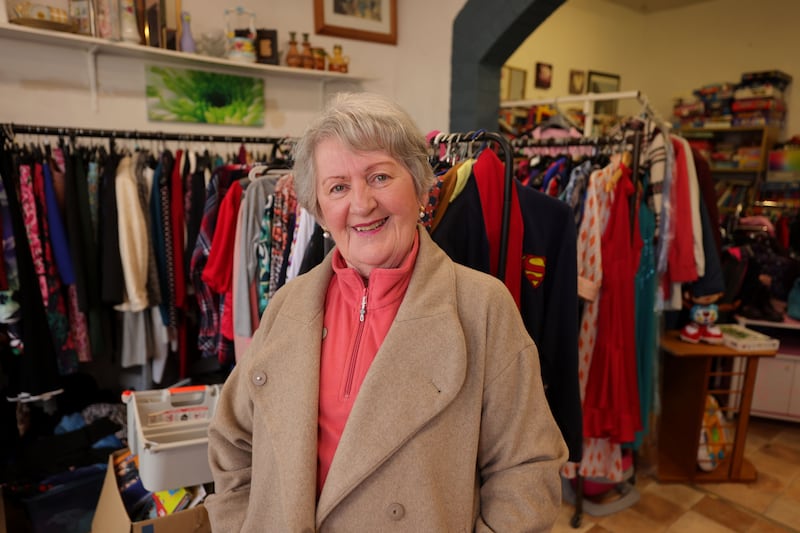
xmin=0 ymin=21 xmax=368 ymax=82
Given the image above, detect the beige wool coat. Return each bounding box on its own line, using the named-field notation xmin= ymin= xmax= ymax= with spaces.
xmin=206 ymin=229 xmax=567 ymax=532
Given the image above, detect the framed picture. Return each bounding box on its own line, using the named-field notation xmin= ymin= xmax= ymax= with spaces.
xmin=256 ymin=29 xmax=279 ymax=64
xmin=146 ymin=66 xmax=265 ymax=127
xmin=534 ymin=62 xmax=552 ymax=89
xmin=501 ymin=66 xmax=527 ymax=101
xmin=568 ymin=69 xmax=585 ymax=95
xmin=587 ymin=70 xmax=621 ymax=115
xmin=314 ymin=0 xmax=397 ymax=45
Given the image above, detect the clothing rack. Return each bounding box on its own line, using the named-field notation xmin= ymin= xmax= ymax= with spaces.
xmin=430 ymin=130 xmax=514 ymax=282
xmin=2 ymin=123 xmax=289 ymax=148
xmin=510 ymin=130 xmax=645 ymax=193
xmin=508 ymin=130 xmax=645 ymax=529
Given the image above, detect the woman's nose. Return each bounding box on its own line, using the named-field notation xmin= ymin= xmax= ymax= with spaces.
xmin=350 ymin=184 xmax=377 ymax=214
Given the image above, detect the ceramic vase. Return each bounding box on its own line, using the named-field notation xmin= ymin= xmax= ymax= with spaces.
xmin=180 ymin=11 xmax=196 ymax=53
xmin=119 ymin=0 xmax=140 ymax=44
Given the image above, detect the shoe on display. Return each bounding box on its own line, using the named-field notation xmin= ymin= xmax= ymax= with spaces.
xmin=680 ymin=322 xmax=702 ymax=343
xmin=700 ymin=324 xmax=724 ymax=344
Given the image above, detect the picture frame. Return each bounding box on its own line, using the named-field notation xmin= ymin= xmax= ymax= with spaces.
xmin=534 ymin=62 xmax=552 ymax=89
xmin=256 ymin=29 xmax=279 ymax=65
xmin=314 ymin=0 xmax=397 ymax=45
xmin=568 ymin=69 xmax=585 ymax=95
xmin=587 ymin=70 xmax=621 ymax=116
xmin=500 ymin=66 xmax=527 ymax=101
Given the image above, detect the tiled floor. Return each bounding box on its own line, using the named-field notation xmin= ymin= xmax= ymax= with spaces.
xmin=554 ymin=416 xmax=800 ymax=533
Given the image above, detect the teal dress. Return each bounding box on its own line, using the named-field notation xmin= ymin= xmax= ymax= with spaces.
xmin=633 ymin=171 xmax=657 ymax=450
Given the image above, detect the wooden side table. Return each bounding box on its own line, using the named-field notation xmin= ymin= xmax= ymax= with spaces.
xmin=658 ymin=330 xmax=777 ymax=483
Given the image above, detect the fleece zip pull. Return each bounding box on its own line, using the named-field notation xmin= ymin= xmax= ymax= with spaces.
xmin=345 ymin=288 xmax=368 ymax=398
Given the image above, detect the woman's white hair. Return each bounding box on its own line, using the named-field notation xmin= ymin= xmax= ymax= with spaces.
xmin=292 ymin=92 xmax=435 ymax=220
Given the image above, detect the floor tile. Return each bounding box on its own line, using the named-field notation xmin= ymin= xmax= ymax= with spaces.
xmin=691 ymin=495 xmax=757 ymax=533
xmin=746 ymin=518 xmax=796 ymax=533
xmin=665 ymin=510 xmax=738 ymax=533
xmin=644 ymin=481 xmax=705 ymax=509
xmin=764 ymin=495 xmax=800 ymax=531
xmin=597 ymin=506 xmax=665 ymax=533
xmin=631 ymin=491 xmax=684 ymax=525
xmin=703 ymin=470 xmax=785 ymax=514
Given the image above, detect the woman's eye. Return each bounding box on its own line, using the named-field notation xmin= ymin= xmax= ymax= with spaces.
xmin=330 ymin=184 xmax=346 ymax=193
xmin=373 ymin=173 xmax=389 ymax=184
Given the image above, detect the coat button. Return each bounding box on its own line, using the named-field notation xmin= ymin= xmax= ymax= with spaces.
xmin=251 ymin=371 xmax=267 ymax=386
xmin=386 ymin=502 xmax=405 ymax=520
xmin=322 ymin=327 xmax=327 ymax=339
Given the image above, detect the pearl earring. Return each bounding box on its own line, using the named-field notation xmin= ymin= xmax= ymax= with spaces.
xmin=322 ymin=228 xmax=330 ymax=239
xmin=419 ymin=203 xmax=425 ymax=219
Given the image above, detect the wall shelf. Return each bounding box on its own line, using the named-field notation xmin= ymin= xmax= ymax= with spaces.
xmin=0 ymin=22 xmax=368 ymax=112
xmin=0 ymin=22 xmax=367 ymax=81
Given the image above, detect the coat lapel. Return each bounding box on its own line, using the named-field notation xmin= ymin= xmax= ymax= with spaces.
xmin=317 ymin=230 xmax=468 ymax=524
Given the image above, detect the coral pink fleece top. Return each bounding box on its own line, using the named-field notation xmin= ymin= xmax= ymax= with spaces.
xmin=317 ymin=231 xmax=420 ymax=496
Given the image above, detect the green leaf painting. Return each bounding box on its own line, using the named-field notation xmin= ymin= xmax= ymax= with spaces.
xmin=146 ymin=66 xmax=265 ymax=126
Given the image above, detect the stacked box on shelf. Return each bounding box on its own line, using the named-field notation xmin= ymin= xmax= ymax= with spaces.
xmin=732 ymin=70 xmax=791 ymax=128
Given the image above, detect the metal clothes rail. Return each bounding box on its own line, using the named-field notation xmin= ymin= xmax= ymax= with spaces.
xmin=500 ymin=90 xmax=670 ymax=136
xmin=2 ymin=123 xmax=288 ymax=146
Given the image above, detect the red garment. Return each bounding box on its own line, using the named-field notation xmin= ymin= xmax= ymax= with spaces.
xmin=667 ymin=138 xmax=698 ymax=283
xmin=472 ymin=149 xmax=523 ymax=308
xmin=171 ymin=150 xmax=186 ymax=309
xmin=317 ymin=233 xmax=419 ymax=496
xmin=202 ymin=181 xmax=244 ymax=342
xmin=583 ymin=166 xmax=642 ymax=443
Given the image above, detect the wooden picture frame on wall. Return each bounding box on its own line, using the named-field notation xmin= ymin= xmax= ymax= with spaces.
xmin=501 ymin=66 xmax=526 ymax=101
xmin=314 ymin=0 xmax=397 ymax=45
xmin=587 ymin=70 xmax=621 ymax=116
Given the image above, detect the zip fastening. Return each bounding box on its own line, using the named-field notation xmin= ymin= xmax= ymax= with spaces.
xmin=344 ymin=289 xmax=368 ymax=398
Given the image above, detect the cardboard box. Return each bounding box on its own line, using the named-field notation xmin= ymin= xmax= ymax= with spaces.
xmin=91 ymin=450 xmax=210 ymax=533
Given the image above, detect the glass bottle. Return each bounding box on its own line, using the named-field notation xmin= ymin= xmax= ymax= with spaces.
xmin=286 ymin=31 xmax=302 ymax=67
xmin=301 ymin=32 xmax=314 ymax=69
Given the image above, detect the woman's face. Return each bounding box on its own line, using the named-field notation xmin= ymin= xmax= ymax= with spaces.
xmin=315 ymin=137 xmax=421 ymax=278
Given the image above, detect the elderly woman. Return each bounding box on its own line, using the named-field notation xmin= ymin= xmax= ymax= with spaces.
xmin=206 ymin=92 xmax=567 ymax=531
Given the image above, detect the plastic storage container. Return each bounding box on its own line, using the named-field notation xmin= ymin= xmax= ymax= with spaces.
xmin=122 ymin=385 xmax=221 ymax=492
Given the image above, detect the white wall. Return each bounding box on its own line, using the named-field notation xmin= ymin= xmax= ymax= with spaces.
xmin=507 ymin=0 xmax=800 ymax=138
xmin=0 ymin=0 xmax=465 ymax=138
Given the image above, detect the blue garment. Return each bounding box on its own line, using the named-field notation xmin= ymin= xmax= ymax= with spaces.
xmin=43 ymin=162 xmax=76 ymax=285
xmin=150 ymin=158 xmax=169 ymax=326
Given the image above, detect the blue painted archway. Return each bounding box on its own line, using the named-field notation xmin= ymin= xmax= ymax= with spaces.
xmin=450 ymin=0 xmax=566 ymax=131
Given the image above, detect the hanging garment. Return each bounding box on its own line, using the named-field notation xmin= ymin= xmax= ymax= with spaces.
xmin=0 ymin=144 xmax=62 ymax=397
xmin=516 ymin=183 xmax=583 ymax=462
xmin=633 ymin=171 xmax=657 ymax=450
xmin=583 ymin=163 xmax=642 ymax=444
xmin=562 ymin=158 xmax=622 ymax=482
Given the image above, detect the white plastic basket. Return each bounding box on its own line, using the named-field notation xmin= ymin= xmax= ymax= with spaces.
xmin=122 ymin=385 xmax=221 ymax=492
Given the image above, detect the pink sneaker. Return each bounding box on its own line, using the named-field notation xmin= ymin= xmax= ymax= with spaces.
xmin=680 ymin=322 xmax=701 ymax=343
xmin=701 ymin=324 xmax=724 ymax=344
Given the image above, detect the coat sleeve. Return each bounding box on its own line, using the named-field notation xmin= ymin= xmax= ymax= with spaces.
xmin=205 ymin=351 xmax=255 ymax=531
xmin=475 ymin=295 xmax=568 ymax=532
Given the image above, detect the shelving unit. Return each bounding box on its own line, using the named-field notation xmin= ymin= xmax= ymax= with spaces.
xmin=681 ymin=126 xmax=780 ymax=214
xmin=0 ymin=22 xmax=368 ymax=111
xmin=657 ymin=330 xmax=777 ymax=483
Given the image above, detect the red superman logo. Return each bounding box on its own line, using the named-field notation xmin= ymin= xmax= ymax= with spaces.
xmin=523 ymin=254 xmax=546 ymax=288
